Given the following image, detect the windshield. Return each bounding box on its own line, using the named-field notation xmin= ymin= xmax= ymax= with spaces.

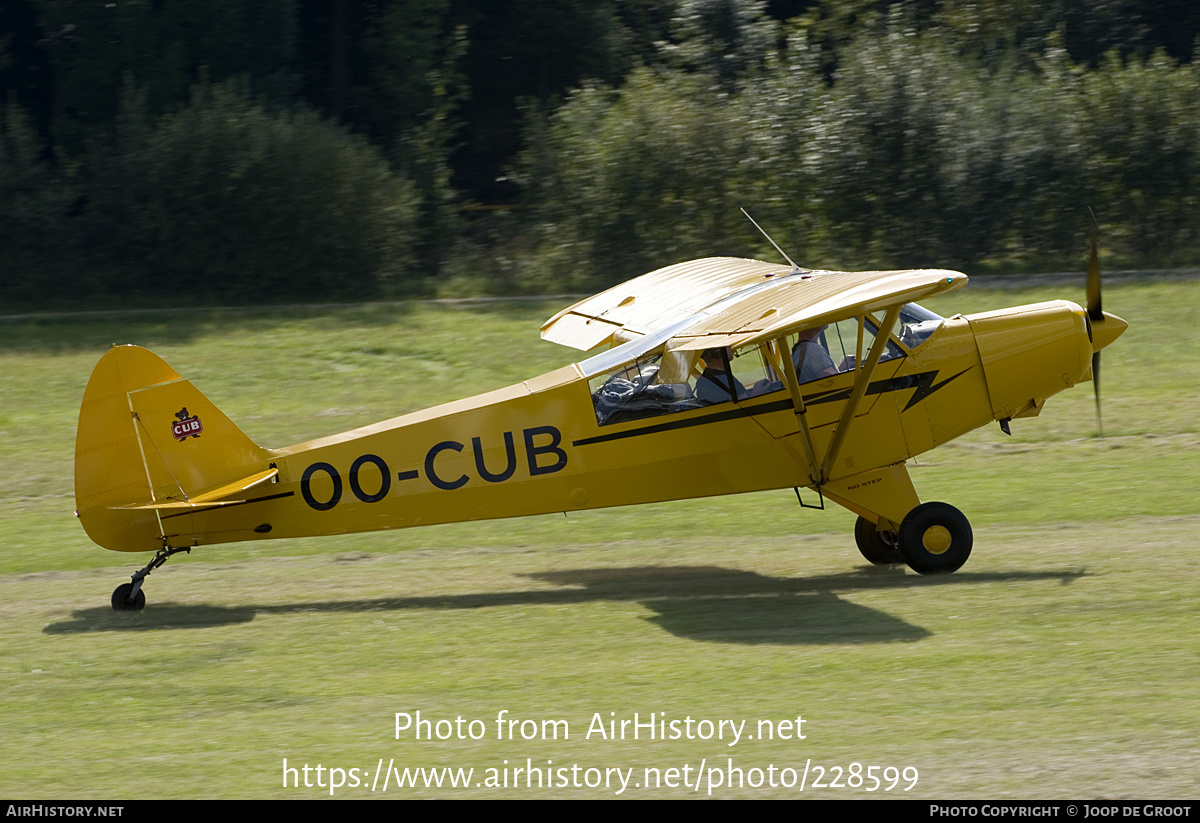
xmin=894 ymin=302 xmax=945 ymax=350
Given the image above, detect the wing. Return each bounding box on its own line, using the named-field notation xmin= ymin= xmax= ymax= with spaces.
xmin=540 ymin=257 xmax=791 ymax=351
xmin=665 ymin=267 xmax=968 ymax=352
xmin=541 ymin=257 xmax=968 ymax=354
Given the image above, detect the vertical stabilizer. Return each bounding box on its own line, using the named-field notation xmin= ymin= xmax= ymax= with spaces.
xmin=75 ymin=345 xmax=269 ymax=552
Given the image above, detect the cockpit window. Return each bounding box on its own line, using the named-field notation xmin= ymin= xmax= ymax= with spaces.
xmin=790 ymin=315 xmax=905 ymax=384
xmin=588 ymin=346 xmax=786 ymax=425
xmin=586 ymin=306 xmax=934 ymax=425
xmin=589 ymin=352 xmax=703 ymax=426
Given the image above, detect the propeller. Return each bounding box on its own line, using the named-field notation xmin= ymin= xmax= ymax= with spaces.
xmin=1086 ymin=208 xmax=1103 ymax=435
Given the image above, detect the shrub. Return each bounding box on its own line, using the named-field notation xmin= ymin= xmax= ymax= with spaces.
xmin=81 ymin=81 xmax=420 ymax=303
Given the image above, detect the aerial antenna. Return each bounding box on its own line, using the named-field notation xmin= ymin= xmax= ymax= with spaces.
xmin=741 ymin=207 xmax=803 ymax=272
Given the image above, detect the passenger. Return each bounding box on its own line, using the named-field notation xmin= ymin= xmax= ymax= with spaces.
xmin=695 ymin=348 xmax=748 ymax=404
xmin=792 ymin=326 xmax=838 ymax=383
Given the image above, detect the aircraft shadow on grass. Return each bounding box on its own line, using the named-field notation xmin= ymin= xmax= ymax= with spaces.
xmin=44 ymin=565 xmax=1084 ymax=645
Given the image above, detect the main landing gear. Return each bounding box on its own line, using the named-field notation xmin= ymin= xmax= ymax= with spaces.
xmin=855 ymin=502 xmax=973 ymax=574
xmin=111 ymin=545 xmax=191 ymax=611
xmin=854 ymin=516 xmax=902 ymax=565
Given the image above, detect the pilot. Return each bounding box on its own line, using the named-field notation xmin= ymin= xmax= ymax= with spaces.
xmin=696 ymin=348 xmax=779 ymax=403
xmin=792 ymin=326 xmax=838 ymax=383
xmin=696 ymin=348 xmax=748 ymax=404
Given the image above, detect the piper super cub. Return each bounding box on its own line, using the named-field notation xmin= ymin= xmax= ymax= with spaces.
xmin=76 ymin=247 xmax=1126 ymax=610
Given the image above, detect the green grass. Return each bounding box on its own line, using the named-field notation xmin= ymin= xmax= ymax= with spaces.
xmin=1 ymin=280 xmax=1197 ymax=798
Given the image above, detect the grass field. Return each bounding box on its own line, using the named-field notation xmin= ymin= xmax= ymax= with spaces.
xmin=1 ymin=278 xmax=1197 ymax=798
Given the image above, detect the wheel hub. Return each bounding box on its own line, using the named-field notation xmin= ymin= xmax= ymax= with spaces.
xmin=921 ymin=525 xmax=952 ymax=555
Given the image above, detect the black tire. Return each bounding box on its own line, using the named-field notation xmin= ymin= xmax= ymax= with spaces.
xmin=111 ymin=582 xmax=146 ymax=611
xmin=898 ymin=502 xmax=973 ymax=575
xmin=854 ymin=516 xmax=902 ymax=565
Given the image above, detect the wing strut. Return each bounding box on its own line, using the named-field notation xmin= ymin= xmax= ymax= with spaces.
xmin=771 ymin=338 xmax=822 ymax=487
xmin=819 ymin=305 xmax=901 ymax=483
xmin=766 ymin=306 xmax=902 ymax=489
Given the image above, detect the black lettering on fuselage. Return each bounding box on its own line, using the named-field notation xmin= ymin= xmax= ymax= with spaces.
xmin=524 ymin=425 xmax=568 ymax=476
xmin=425 ymin=440 xmax=468 ymax=490
xmin=299 ymin=425 xmax=568 ymax=511
xmin=300 ymin=462 xmax=342 ymax=511
xmin=349 ymin=453 xmax=391 ymax=502
xmin=473 ymin=432 xmax=517 ymax=482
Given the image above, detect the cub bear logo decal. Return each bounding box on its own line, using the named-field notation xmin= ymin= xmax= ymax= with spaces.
xmin=171 ymin=407 xmax=203 ymax=441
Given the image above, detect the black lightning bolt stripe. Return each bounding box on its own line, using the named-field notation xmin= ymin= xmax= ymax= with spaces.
xmin=804 ymin=368 xmax=970 ymax=412
xmin=572 ymin=368 xmax=971 ymax=447
xmin=897 ymin=369 xmax=970 ymax=411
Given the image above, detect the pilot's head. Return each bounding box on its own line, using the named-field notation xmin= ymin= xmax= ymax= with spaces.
xmin=702 ymin=348 xmax=731 ymax=370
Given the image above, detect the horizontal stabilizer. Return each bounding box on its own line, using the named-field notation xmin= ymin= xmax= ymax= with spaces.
xmin=110 ymin=467 xmax=278 ymax=510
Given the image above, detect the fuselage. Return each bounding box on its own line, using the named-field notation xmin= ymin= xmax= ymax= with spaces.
xmin=140 ymin=298 xmax=1115 ymax=552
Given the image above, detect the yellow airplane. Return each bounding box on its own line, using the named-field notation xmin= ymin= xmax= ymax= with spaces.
xmin=76 ymin=253 xmax=1126 ymax=611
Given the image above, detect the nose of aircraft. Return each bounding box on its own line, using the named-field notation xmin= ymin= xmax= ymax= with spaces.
xmin=1089 ymin=310 xmax=1127 ymax=353
xmin=966 ymin=300 xmax=1096 ymax=422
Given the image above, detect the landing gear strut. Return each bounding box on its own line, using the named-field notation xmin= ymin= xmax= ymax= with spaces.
xmin=111 ymin=545 xmax=191 ymax=611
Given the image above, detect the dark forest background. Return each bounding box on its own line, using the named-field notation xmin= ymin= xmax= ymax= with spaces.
xmin=3 ymin=0 xmax=1199 ymax=308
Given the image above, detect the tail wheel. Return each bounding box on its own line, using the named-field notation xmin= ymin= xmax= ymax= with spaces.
xmin=854 ymin=516 xmax=902 ymax=565
xmin=898 ymin=502 xmax=973 ymax=575
xmin=107 ymin=545 xmax=190 ymax=611
xmin=111 ymin=582 xmax=146 ymax=612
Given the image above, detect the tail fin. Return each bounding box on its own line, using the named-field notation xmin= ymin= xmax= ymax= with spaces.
xmin=75 ymin=345 xmax=271 ymax=552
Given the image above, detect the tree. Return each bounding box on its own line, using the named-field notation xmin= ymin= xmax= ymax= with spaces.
xmin=0 ymin=100 xmax=74 ymax=304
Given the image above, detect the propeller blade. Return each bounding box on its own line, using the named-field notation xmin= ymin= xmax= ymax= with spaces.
xmin=1086 ymin=208 xmax=1104 ymax=436
xmin=1086 ymin=207 xmax=1103 ymax=321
